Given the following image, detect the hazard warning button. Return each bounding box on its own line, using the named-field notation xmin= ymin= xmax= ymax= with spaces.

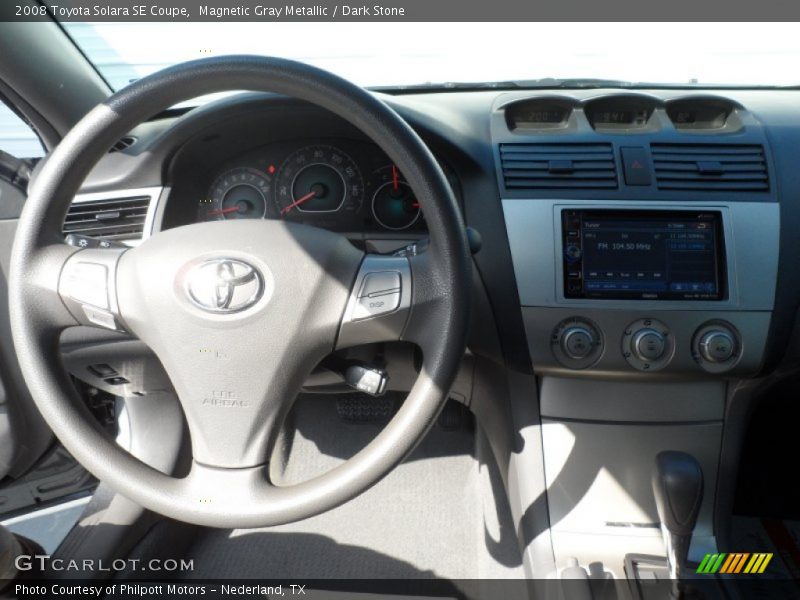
xmin=620 ymin=146 xmax=652 ymax=186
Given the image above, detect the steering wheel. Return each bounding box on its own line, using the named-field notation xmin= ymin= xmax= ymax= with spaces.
xmin=8 ymin=57 xmax=470 ymax=528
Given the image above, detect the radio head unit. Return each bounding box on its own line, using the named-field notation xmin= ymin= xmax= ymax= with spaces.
xmin=562 ymin=209 xmax=726 ymax=301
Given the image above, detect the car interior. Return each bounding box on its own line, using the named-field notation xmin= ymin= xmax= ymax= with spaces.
xmin=0 ymin=17 xmax=799 ymax=600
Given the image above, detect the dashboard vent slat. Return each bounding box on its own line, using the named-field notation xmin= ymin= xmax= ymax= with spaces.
xmin=109 ymin=136 xmax=137 ymax=153
xmin=63 ymin=195 xmax=150 ymax=240
xmin=500 ymin=143 xmax=618 ymax=191
xmin=651 ymin=143 xmax=768 ymax=192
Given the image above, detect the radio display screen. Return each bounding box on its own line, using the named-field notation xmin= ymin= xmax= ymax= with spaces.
xmin=562 ymin=209 xmax=726 ymax=301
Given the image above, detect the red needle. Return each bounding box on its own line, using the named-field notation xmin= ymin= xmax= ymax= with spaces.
xmin=411 ymin=202 xmax=420 ymax=208
xmin=280 ymin=190 xmax=317 ymax=216
xmin=391 ymin=165 xmax=399 ymax=191
xmin=207 ymin=205 xmax=241 ymax=217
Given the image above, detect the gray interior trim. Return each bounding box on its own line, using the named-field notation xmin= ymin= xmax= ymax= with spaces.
xmin=539 ymin=377 xmax=726 ymax=422
xmin=712 ymin=378 xmax=770 ymax=552
xmin=0 ymin=219 xmax=53 ymax=479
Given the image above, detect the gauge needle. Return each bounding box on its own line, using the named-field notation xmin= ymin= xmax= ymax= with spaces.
xmin=392 ymin=165 xmax=399 ymax=191
xmin=207 ymin=205 xmax=241 ymax=217
xmin=280 ymin=190 xmax=317 ymax=216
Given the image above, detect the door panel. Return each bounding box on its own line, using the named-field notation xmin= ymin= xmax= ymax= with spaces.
xmin=0 ymin=184 xmax=54 ymax=481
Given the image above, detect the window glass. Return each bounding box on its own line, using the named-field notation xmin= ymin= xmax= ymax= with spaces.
xmin=63 ymin=22 xmax=800 ymax=90
xmin=0 ymin=101 xmax=45 ymax=158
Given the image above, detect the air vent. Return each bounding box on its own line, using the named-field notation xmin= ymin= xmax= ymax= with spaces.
xmin=109 ymin=136 xmax=137 ymax=153
xmin=499 ymin=143 xmax=618 ymax=190
xmin=63 ymin=195 xmax=150 ymax=240
xmin=651 ymin=144 xmax=768 ymax=192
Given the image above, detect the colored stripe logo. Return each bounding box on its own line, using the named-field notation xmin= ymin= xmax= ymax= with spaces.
xmin=697 ymin=552 xmax=773 ymax=574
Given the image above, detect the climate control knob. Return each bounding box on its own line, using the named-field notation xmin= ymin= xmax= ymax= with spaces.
xmin=632 ymin=329 xmax=666 ymax=362
xmin=698 ymin=330 xmax=736 ymax=363
xmin=561 ymin=326 xmax=595 ymax=360
xmin=551 ymin=317 xmax=603 ymax=369
xmin=622 ymin=318 xmax=675 ymax=372
xmin=692 ymin=321 xmax=740 ymax=373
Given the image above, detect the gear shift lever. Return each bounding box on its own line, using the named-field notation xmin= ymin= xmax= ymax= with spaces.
xmin=652 ymin=451 xmax=704 ymax=582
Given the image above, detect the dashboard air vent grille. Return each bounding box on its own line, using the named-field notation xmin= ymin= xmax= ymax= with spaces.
xmin=499 ymin=143 xmax=617 ymax=190
xmin=63 ymin=195 xmax=150 ymax=240
xmin=651 ymin=144 xmax=768 ymax=191
xmin=109 ymin=136 xmax=137 ymax=153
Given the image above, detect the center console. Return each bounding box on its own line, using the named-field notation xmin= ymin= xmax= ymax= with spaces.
xmin=491 ymin=91 xmax=780 ymax=579
xmin=502 ymin=197 xmax=778 ymax=575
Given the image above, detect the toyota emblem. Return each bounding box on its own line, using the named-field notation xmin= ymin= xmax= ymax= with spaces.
xmin=185 ymin=258 xmax=264 ymax=313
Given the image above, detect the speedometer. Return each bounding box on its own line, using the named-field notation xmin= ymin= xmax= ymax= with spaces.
xmin=274 ymin=145 xmax=363 ymax=217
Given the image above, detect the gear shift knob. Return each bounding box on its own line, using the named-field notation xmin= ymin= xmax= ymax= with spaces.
xmin=652 ymin=451 xmax=704 ymax=581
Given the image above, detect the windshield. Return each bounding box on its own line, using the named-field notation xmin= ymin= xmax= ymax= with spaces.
xmin=63 ymin=22 xmax=800 ymax=91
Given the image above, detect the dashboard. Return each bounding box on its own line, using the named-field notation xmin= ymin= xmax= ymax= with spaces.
xmin=47 ymin=78 xmax=800 ymax=580
xmin=64 ymin=87 xmax=800 ymax=382
xmin=43 ymin=71 xmax=800 ymax=585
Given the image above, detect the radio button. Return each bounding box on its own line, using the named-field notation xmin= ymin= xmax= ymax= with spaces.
xmin=565 ymin=245 xmax=582 ymax=261
xmin=353 ymin=292 xmax=401 ymax=321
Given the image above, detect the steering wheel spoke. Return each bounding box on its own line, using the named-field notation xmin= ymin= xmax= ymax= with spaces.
xmin=336 ymin=254 xmax=413 ymax=348
xmin=401 ymin=249 xmax=460 ymax=349
xmin=12 ymin=242 xmax=128 ymax=333
xmin=58 ymin=246 xmax=128 ymax=332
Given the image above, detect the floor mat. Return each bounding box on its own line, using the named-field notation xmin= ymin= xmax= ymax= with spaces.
xmin=179 ymin=395 xmax=523 ymax=581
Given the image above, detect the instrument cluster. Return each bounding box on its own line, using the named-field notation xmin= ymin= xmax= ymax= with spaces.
xmin=193 ymin=139 xmax=428 ymax=233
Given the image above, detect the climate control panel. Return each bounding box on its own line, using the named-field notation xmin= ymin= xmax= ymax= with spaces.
xmin=538 ymin=309 xmax=759 ymax=377
xmin=621 ymin=318 xmax=675 ymax=372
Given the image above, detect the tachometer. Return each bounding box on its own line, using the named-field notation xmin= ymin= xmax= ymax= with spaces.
xmin=201 ymin=167 xmax=271 ymax=221
xmin=274 ymin=145 xmax=363 ymax=217
xmin=371 ymin=165 xmax=421 ymax=230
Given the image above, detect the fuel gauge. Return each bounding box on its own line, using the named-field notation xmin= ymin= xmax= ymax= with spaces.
xmin=371 ymin=165 xmax=421 ymax=231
